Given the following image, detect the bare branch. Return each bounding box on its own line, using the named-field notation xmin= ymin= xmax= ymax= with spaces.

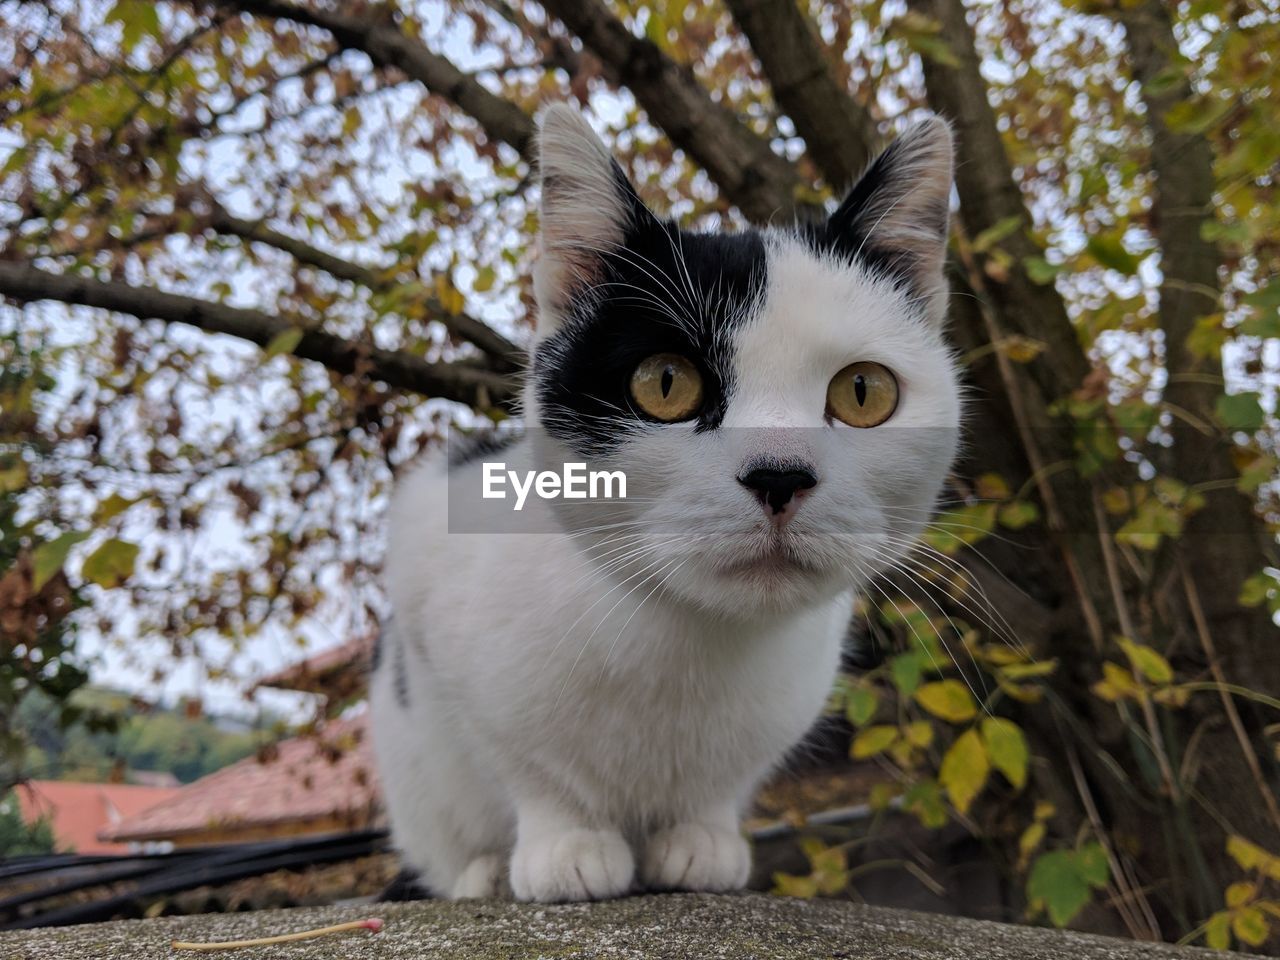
xmin=208 ymin=206 xmax=525 ymax=371
xmin=212 ymin=0 xmax=536 ymax=162
xmin=536 ymin=0 xmax=809 ymax=223
xmin=721 ymin=0 xmax=877 ymax=189
xmin=0 ymin=262 xmax=517 ymax=408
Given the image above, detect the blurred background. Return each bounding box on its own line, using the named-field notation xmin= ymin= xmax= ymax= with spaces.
xmin=1 ymin=0 xmax=1278 ymax=951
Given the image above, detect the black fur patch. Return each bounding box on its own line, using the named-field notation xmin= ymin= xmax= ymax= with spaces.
xmin=534 ymin=214 xmax=767 ymax=456
xmin=448 ymin=429 xmax=522 ymax=469
xmin=797 ymin=135 xmax=947 ymax=299
xmin=392 ymin=630 xmax=411 ymax=710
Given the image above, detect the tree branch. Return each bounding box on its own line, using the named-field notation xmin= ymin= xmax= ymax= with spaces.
xmin=721 ymin=0 xmax=877 ymax=189
xmin=212 ymin=0 xmax=536 ymax=162
xmin=536 ymin=0 xmax=808 ymax=223
xmin=0 ymin=262 xmax=517 ymax=408
xmin=208 ymin=206 xmax=526 ymax=371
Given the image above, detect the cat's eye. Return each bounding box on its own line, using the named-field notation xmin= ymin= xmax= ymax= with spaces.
xmin=630 ymin=353 xmax=704 ymax=422
xmin=826 ymin=362 xmax=899 ymax=428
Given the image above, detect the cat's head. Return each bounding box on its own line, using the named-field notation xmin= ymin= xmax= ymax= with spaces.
xmin=526 ymin=104 xmax=962 ymax=616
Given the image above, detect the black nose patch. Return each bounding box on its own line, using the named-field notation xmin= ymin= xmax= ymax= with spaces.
xmin=738 ymin=465 xmax=818 ymax=514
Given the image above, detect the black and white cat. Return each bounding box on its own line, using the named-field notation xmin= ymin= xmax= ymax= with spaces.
xmin=370 ymin=104 xmax=962 ymax=902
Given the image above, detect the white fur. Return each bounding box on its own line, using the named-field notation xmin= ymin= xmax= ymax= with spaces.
xmin=371 ymin=108 xmax=962 ymax=902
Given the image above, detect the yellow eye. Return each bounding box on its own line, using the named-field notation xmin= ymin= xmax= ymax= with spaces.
xmin=826 ymin=362 xmax=899 ymax=428
xmin=630 ymin=353 xmax=704 ymax=422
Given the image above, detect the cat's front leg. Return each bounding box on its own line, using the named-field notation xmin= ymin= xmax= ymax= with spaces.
xmin=641 ymin=803 xmax=751 ymax=893
xmin=509 ymin=796 xmax=635 ymax=902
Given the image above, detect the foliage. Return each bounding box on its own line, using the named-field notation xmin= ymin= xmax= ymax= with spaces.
xmin=14 ymin=686 xmax=271 ymax=785
xmin=0 ymin=332 xmax=91 ymax=791
xmin=0 ymin=792 xmax=57 ymax=858
xmin=0 ymin=0 xmax=1278 ymax=950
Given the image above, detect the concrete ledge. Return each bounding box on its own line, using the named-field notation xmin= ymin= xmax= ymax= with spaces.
xmin=0 ymin=893 xmax=1251 ymax=959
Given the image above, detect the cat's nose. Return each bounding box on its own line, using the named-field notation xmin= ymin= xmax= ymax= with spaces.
xmin=738 ymin=464 xmax=818 ymax=517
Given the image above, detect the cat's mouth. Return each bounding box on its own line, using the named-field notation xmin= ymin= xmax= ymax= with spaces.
xmin=717 ymin=538 xmax=816 ymax=579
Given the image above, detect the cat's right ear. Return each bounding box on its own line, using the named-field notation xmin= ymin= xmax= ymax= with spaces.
xmin=533 ymin=104 xmax=651 ymax=336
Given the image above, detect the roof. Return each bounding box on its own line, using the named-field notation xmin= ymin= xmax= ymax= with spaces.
xmin=16 ymin=781 xmax=182 ymax=854
xmin=99 ymin=714 xmax=380 ymax=843
xmin=255 ymin=635 xmax=374 ymax=700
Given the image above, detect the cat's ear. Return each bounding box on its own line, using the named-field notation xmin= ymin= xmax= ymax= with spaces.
xmin=828 ymin=116 xmax=955 ymax=322
xmin=533 ymin=104 xmax=651 ymax=335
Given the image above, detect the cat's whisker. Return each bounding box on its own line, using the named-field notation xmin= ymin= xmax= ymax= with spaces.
xmin=874 ymin=532 xmax=1029 ymax=657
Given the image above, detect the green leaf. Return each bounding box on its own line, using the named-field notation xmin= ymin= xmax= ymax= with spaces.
xmin=1239 ymin=572 xmax=1274 ymax=608
xmin=1216 ymin=392 xmax=1266 ymax=431
xmin=939 ymin=728 xmax=989 ymax=813
xmin=80 ymin=539 xmax=140 ymax=589
xmin=106 ymin=0 xmax=162 ymax=51
xmin=914 ymin=680 xmax=978 ymax=723
xmin=890 ymin=651 xmax=925 ymax=696
xmin=903 ymin=778 xmax=948 ymax=828
xmin=32 ymin=532 xmax=90 ymax=592
xmin=472 ymin=266 xmax=497 ymax=293
xmin=1085 ymin=233 xmax=1142 ymax=276
xmin=846 ymin=684 xmax=879 ymax=727
xmin=1075 ymin=842 xmax=1109 ymax=888
xmin=981 ymin=717 xmax=1029 ymax=789
xmin=1023 ymin=256 xmax=1062 ymax=285
xmin=998 ymin=500 xmax=1039 ymax=530
xmin=851 ymin=725 xmax=898 ymax=759
xmin=264 ymin=327 xmax=305 ymax=359
xmin=973 ymin=215 xmax=1023 ymax=254
xmin=1028 ymin=850 xmax=1091 ymax=927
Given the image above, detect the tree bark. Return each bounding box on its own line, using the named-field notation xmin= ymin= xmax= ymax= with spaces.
xmin=537 ymin=0 xmax=808 ymax=223
xmin=721 ymin=0 xmax=878 ymax=189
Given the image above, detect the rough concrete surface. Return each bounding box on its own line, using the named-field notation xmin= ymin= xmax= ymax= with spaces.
xmin=0 ymin=893 xmax=1256 ymax=959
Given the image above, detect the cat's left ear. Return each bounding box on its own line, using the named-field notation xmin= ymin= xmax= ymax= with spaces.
xmin=827 ymin=116 xmax=955 ymax=323
xmin=533 ymin=104 xmax=654 ymax=336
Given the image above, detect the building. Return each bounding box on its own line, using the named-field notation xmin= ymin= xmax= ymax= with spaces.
xmin=15 ymin=780 xmax=182 ymax=855
xmin=97 ymin=713 xmax=380 ymax=849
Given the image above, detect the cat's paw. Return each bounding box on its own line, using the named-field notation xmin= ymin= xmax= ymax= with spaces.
xmin=509 ymin=828 xmax=634 ymax=902
xmin=449 ymin=853 xmax=508 ymax=899
xmin=642 ymin=823 xmax=751 ymax=892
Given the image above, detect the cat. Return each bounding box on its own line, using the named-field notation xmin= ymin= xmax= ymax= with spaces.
xmin=370 ymin=103 xmax=962 ymax=902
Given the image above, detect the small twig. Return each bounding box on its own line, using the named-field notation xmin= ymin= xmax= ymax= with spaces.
xmin=171 ymin=917 xmax=383 ymax=952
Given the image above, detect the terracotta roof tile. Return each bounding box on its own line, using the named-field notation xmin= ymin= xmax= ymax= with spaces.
xmin=16 ymin=781 xmax=182 ymax=854
xmin=99 ymin=714 xmax=380 ymax=843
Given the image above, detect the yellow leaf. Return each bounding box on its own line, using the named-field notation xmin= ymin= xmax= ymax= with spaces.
xmin=1232 ymin=906 xmax=1270 ymax=948
xmin=1226 ymin=882 xmax=1257 ymax=908
xmin=903 ymin=721 xmax=934 ymax=749
xmin=981 ymin=717 xmax=1029 ymax=790
xmin=915 ymin=680 xmax=978 ymax=723
xmin=1092 ymin=661 xmax=1140 ymax=702
xmin=1227 ymin=835 xmax=1280 ymax=881
xmin=473 ymin=266 xmax=497 ymax=293
xmin=80 ymin=538 xmax=140 ymax=589
xmin=1018 ymin=821 xmax=1046 ymax=868
xmin=1205 ymin=911 xmax=1232 ymax=950
xmin=434 ymin=273 xmax=465 ymax=315
xmin=1117 ymin=638 xmax=1174 ymax=685
xmin=772 ymin=872 xmax=819 ymax=898
xmin=851 ymin=725 xmax=898 ymax=759
xmin=939 ymin=728 xmax=990 ymax=814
